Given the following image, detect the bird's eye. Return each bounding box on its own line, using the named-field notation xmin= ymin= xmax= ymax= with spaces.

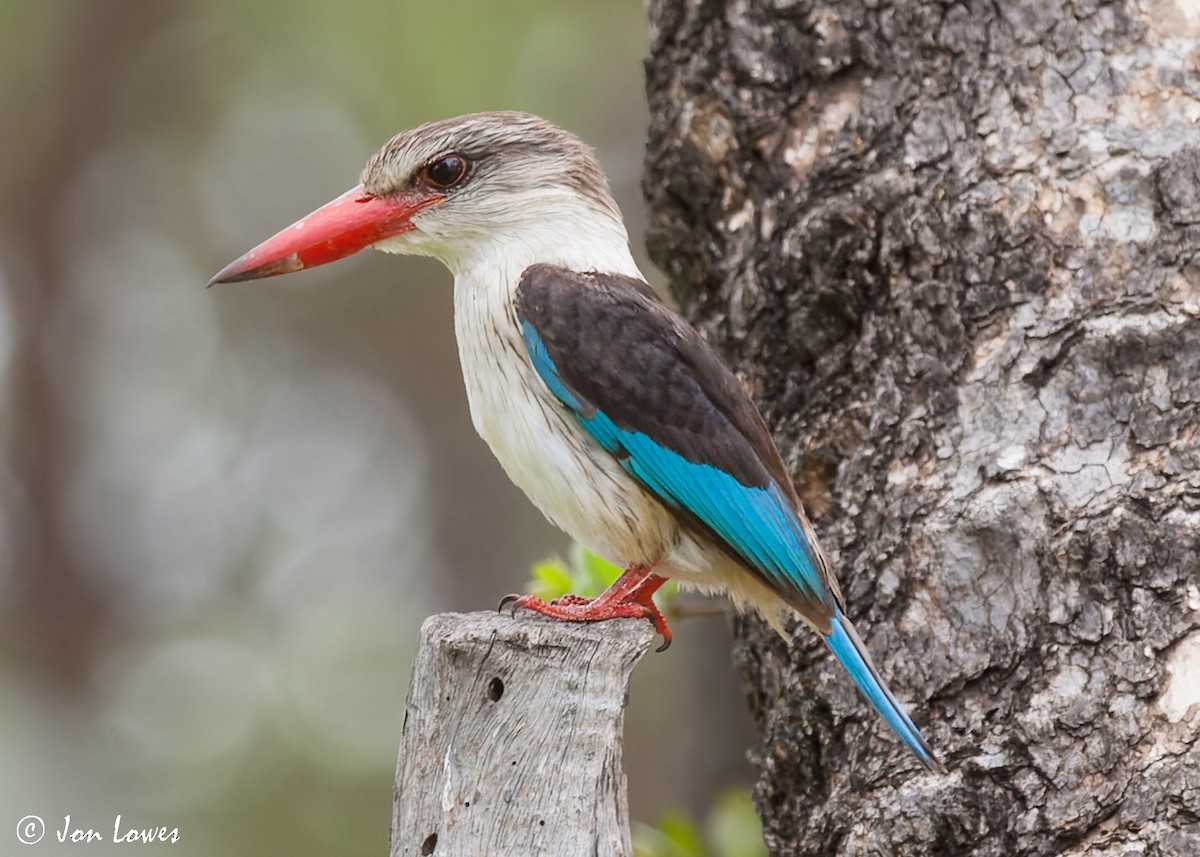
xmin=423 ymin=154 xmax=469 ymax=189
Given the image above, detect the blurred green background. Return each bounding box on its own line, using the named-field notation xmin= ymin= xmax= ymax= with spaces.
xmin=0 ymin=1 xmax=757 ymax=854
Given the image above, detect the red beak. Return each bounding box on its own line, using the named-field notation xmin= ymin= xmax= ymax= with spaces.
xmin=208 ymin=184 xmax=441 ymax=286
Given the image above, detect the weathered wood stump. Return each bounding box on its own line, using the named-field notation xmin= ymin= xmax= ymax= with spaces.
xmin=388 ymin=611 xmax=657 ymax=857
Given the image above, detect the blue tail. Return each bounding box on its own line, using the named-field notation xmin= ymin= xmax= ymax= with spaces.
xmin=823 ymin=610 xmax=945 ymax=772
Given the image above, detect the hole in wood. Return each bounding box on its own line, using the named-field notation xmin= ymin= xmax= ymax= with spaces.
xmin=487 ymin=677 xmax=505 ymax=702
xmin=420 ymin=832 xmax=437 ymax=855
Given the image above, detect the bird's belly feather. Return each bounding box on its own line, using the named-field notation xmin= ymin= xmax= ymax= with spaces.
xmin=455 ymin=295 xmax=675 ymax=565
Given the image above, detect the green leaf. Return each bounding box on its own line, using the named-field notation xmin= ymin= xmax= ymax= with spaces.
xmin=657 ymin=811 xmax=706 ymax=855
xmin=522 ymin=542 xmax=680 ymax=607
xmin=577 ymin=544 xmax=623 ymax=581
xmin=633 ymin=788 xmax=765 ymax=857
xmin=564 ymin=544 xmax=615 ymax=597
xmin=633 ymin=814 xmax=706 ymax=857
xmin=528 ymin=558 xmax=575 ymax=600
xmin=707 ymin=789 xmax=767 ymax=857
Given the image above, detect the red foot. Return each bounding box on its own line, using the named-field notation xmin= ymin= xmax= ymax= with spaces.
xmin=499 ymin=565 xmax=673 ymax=651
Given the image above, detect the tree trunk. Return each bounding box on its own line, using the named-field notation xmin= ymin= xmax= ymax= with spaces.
xmin=642 ymin=1 xmax=1200 ymax=854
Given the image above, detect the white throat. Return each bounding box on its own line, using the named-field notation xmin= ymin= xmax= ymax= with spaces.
xmin=378 ymin=188 xmax=644 ymax=289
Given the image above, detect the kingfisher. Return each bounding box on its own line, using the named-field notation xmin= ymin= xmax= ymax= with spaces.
xmin=210 ymin=111 xmax=943 ymax=771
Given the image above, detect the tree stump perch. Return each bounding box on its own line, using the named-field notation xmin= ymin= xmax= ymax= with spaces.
xmin=389 ymin=611 xmax=657 ymax=857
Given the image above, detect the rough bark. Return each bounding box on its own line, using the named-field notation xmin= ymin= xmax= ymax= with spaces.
xmin=389 ymin=612 xmax=654 ymax=857
xmin=642 ymin=1 xmax=1200 ymax=854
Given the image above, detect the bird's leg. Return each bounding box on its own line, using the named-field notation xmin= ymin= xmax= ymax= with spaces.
xmin=500 ymin=565 xmax=673 ymax=651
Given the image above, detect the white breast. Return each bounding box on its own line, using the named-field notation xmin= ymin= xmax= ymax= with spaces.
xmin=452 ymin=260 xmax=677 ymax=566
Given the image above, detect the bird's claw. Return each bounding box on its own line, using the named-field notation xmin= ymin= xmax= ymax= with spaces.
xmin=622 ymin=606 xmax=673 ymax=652
xmin=499 ymin=591 xmax=672 ymax=652
xmin=640 ymin=604 xmax=672 ymax=652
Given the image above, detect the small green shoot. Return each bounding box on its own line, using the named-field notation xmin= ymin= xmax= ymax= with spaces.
xmin=633 ymin=788 xmax=767 ymax=857
xmin=527 ymin=543 xmax=679 ymax=608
